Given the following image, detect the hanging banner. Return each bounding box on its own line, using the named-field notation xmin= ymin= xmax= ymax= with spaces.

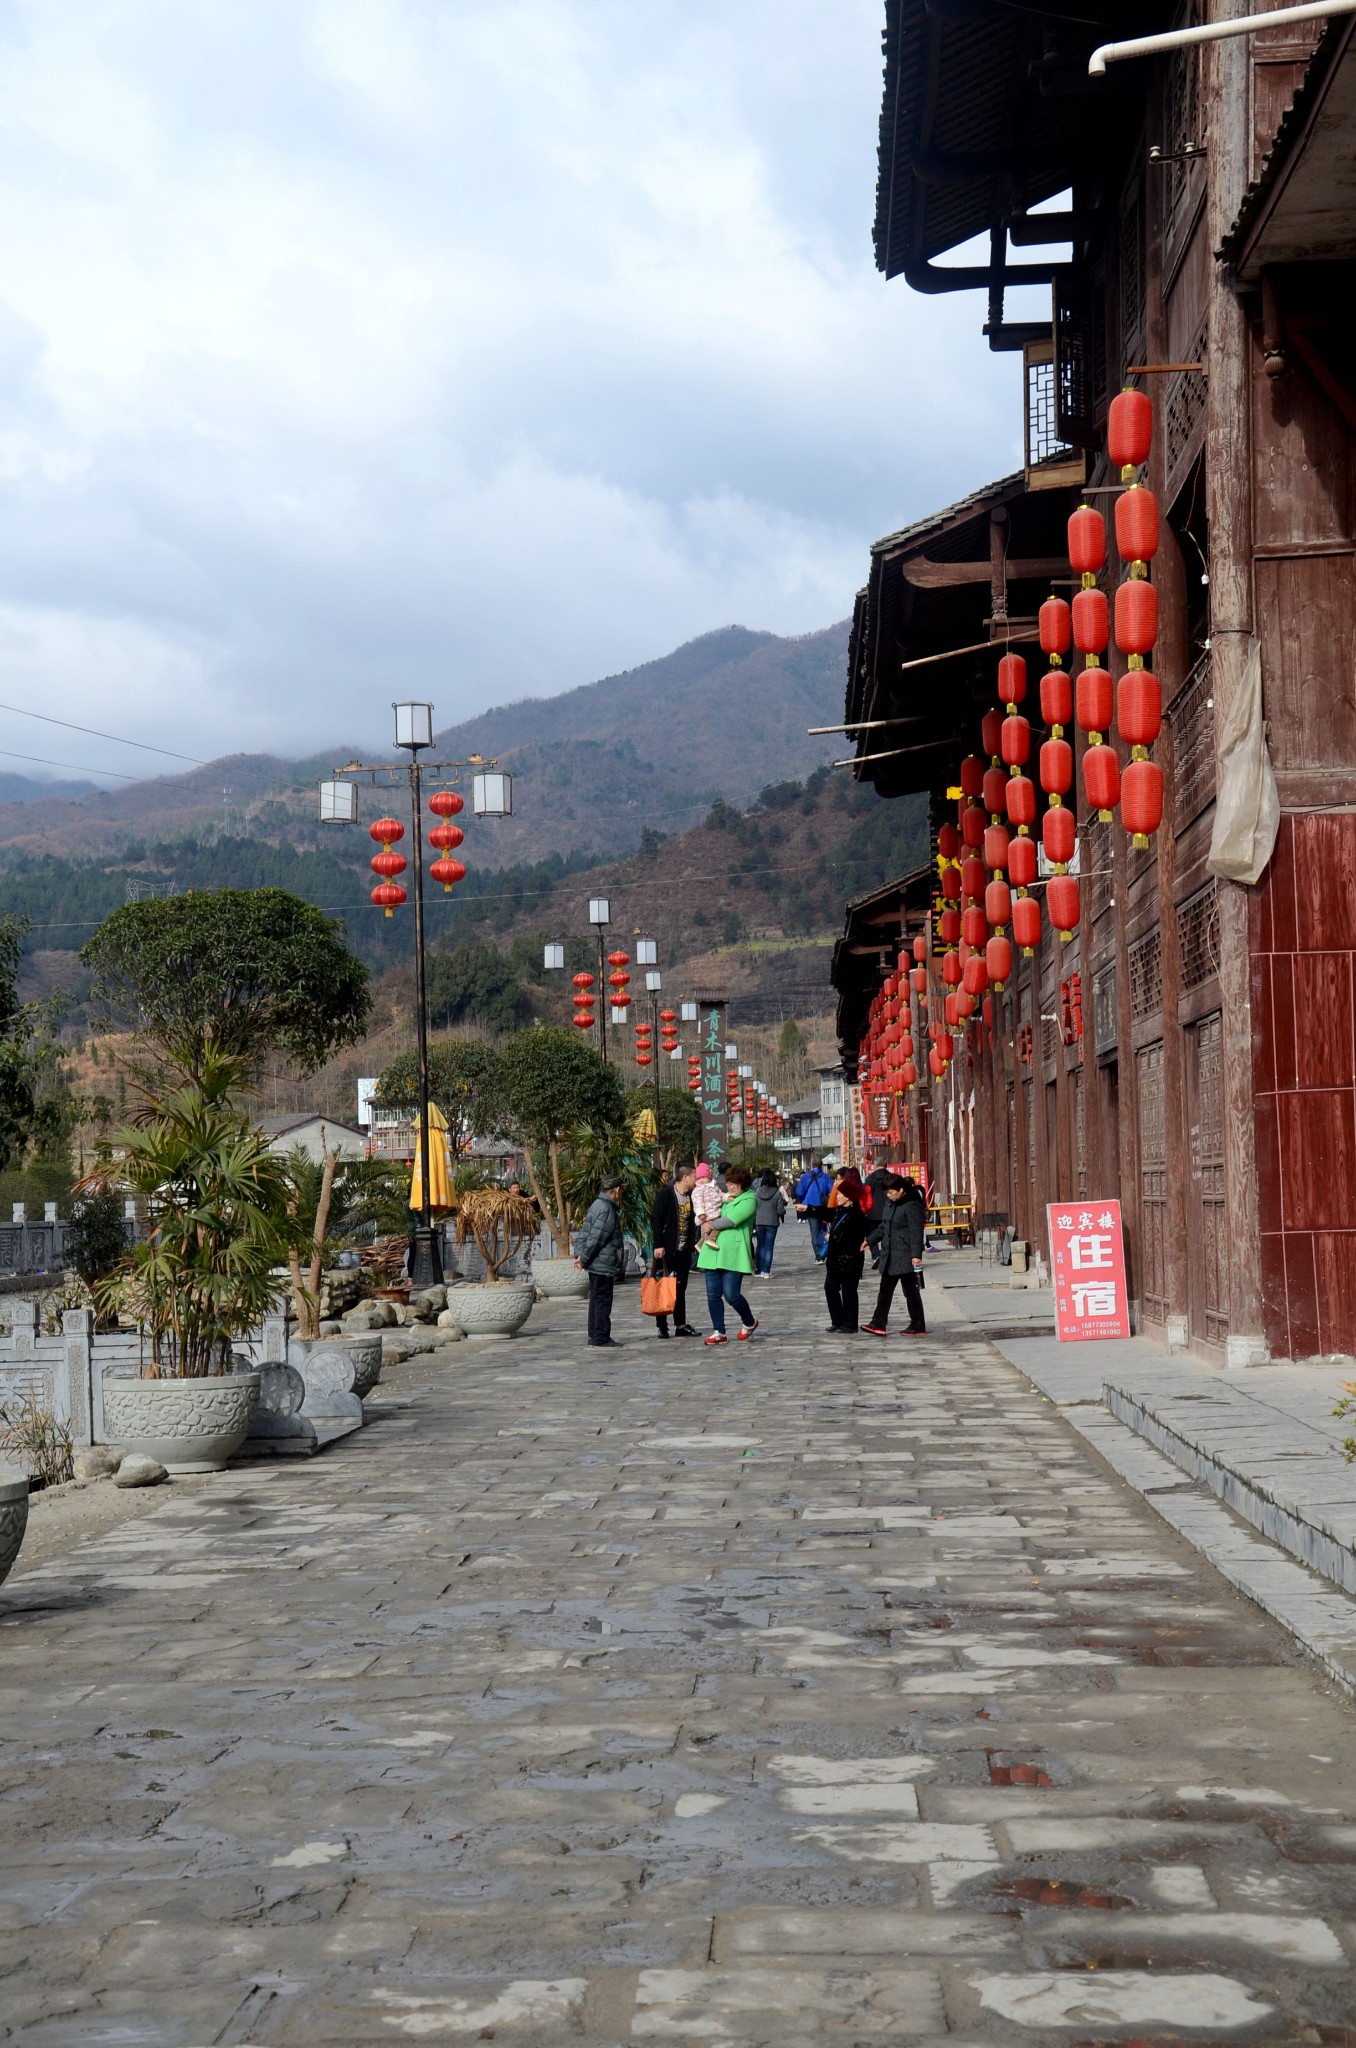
xmin=697 ymin=999 xmax=728 ymax=1165
xmin=1047 ymin=1200 xmax=1131 ymax=1341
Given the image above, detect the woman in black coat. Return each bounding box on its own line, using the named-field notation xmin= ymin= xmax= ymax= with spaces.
xmin=823 ymin=1169 xmax=871 ymax=1333
xmin=862 ymin=1175 xmax=927 ymax=1335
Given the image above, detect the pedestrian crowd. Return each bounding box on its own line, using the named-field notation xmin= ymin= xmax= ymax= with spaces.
xmin=571 ymin=1152 xmax=928 ymax=1348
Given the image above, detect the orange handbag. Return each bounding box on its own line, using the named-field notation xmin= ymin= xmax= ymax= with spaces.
xmin=640 ymin=1272 xmax=678 ymax=1316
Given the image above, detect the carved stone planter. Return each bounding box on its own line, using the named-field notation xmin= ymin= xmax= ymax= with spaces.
xmin=291 ymin=1334 xmax=381 ymax=1401
xmin=102 ymin=1373 xmax=261 ymax=1474
xmin=445 ymin=1283 xmax=535 ymax=1341
xmin=0 ymin=1476 xmax=28 ymax=1589
xmin=530 ymin=1257 xmax=589 ymax=1300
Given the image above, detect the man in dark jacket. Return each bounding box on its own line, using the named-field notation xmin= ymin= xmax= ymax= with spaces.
xmin=862 ymin=1175 xmax=927 ymax=1336
xmin=575 ymin=1176 xmax=626 ymax=1347
xmin=650 ymin=1160 xmax=697 ymax=1339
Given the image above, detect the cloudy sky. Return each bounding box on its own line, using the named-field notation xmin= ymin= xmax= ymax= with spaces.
xmin=0 ymin=0 xmax=1020 ymax=775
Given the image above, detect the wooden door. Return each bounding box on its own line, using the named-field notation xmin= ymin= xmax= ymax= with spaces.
xmin=1187 ymin=1011 xmax=1229 ymax=1349
xmin=1137 ymin=1039 xmax=1168 ymax=1326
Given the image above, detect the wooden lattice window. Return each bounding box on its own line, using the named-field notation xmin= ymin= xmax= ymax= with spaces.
xmin=1177 ymin=879 xmax=1220 ymax=990
xmin=1165 ymin=317 xmax=1209 ymax=505
xmin=1191 ymin=1011 xmax=1228 ymax=1347
xmin=1119 ymin=183 xmax=1146 ymax=375
xmin=1129 ymin=930 xmax=1162 ymax=1021
xmin=1138 ymin=1038 xmax=1168 ymax=1324
xmin=1169 ymin=647 xmax=1216 ymax=826
xmin=1163 ymin=3 xmax=1206 ymax=254
xmin=1085 ymin=817 xmax=1114 ymax=925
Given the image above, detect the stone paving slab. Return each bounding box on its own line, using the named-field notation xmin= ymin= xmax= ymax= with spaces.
xmin=2 ymin=1248 xmax=1356 ymax=2040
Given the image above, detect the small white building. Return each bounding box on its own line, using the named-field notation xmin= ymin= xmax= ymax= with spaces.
xmin=257 ymin=1114 xmax=369 ymax=1165
xmin=816 ymin=1063 xmax=848 ymax=1159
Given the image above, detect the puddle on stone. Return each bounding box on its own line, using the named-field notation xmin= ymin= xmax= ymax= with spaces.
xmin=990 ymin=1875 xmax=1134 ymax=1910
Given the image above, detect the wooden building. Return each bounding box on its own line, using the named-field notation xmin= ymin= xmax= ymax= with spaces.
xmin=834 ymin=2 xmax=1356 ymax=1364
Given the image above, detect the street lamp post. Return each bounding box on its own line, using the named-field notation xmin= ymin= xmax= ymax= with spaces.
xmin=637 ymin=939 xmax=663 ymax=1145
xmin=320 ymin=714 xmax=512 ymax=1292
xmin=590 ymin=898 xmax=611 ymax=1063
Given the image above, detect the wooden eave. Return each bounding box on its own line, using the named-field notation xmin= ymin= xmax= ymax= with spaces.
xmin=1224 ymin=19 xmax=1356 ymax=282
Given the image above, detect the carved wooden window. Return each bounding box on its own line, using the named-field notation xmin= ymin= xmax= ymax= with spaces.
xmin=1137 ymin=1037 xmax=1168 ymax=1324
xmin=1177 ymin=879 xmax=1221 ymax=991
xmin=1129 ymin=930 xmax=1163 ymax=1022
xmin=1169 ymin=647 xmax=1216 ymax=826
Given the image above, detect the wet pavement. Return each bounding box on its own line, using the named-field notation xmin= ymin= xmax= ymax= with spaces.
xmin=2 ymin=1241 xmax=1356 ymax=2043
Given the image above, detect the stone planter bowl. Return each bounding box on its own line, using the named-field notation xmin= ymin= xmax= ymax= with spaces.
xmin=0 ymin=1476 xmax=29 ymax=1589
xmin=445 ymin=1282 xmax=535 ymax=1341
xmin=102 ymin=1372 xmax=261 ymax=1474
xmin=530 ymin=1256 xmax=589 ymax=1300
xmin=291 ymin=1333 xmax=382 ymax=1399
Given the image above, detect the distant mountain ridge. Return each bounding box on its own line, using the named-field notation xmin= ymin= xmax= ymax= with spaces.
xmin=0 ymin=621 xmax=849 ymax=867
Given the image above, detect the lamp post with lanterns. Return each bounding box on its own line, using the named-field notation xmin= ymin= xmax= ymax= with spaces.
xmin=320 ymin=705 xmax=513 ymax=1290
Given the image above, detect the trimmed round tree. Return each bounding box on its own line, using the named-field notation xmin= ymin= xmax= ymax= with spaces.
xmin=81 ymin=889 xmax=370 ymax=1080
xmin=498 ymin=1027 xmax=625 ymax=1254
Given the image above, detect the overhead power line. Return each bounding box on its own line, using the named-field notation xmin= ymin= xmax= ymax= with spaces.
xmin=0 ymin=699 xmax=206 ymax=766
xmin=0 ymin=747 xmax=146 ymax=782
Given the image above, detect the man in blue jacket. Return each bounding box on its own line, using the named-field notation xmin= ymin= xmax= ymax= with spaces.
xmin=793 ymin=1158 xmax=833 ymax=1262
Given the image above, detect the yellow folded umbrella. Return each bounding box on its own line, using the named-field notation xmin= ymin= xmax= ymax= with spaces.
xmin=409 ymin=1101 xmax=455 ymax=1215
xmin=632 ymin=1107 xmax=657 ymax=1144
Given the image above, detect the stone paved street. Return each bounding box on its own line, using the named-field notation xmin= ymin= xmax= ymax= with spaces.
xmin=4 ymin=1242 xmax=1356 ymax=2044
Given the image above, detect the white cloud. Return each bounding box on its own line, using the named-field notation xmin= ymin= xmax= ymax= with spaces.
xmin=0 ymin=0 xmax=1022 ymax=774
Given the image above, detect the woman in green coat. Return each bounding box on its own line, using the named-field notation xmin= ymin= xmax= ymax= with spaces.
xmin=696 ymin=1163 xmax=759 ymax=1345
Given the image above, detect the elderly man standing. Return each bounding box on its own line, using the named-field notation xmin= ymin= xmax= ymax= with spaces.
xmin=575 ymin=1174 xmax=626 ymax=1348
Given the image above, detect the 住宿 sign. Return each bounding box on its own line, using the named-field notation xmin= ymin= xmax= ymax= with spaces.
xmin=1047 ymin=1200 xmax=1130 ymax=1341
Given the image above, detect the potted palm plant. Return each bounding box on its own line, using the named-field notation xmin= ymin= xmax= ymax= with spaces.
xmin=84 ymin=1051 xmax=301 ymax=1472
xmin=446 ymin=1188 xmax=539 ymax=1338
xmin=497 ymin=1027 xmax=625 ymax=1297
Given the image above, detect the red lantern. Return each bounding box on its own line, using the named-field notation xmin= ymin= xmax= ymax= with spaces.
xmin=660 ymin=1009 xmax=677 ymax=1024
xmin=962 ymin=906 xmax=988 ymax=949
xmin=430 ymin=857 xmax=466 ymax=892
xmin=942 ymin=951 xmax=962 ymax=988
xmin=1108 ymin=387 xmax=1152 ymax=471
xmin=369 ymin=816 xmax=404 ymax=846
xmin=1073 ymin=587 xmax=1109 ymax=655
xmin=428 ymin=822 xmax=464 ymax=853
xmin=1119 ymin=670 xmax=1162 ymax=749
xmin=1039 ymin=736 xmax=1073 ymax=796
xmin=572 ymin=972 xmax=594 ymax=989
xmin=1013 ymin=893 xmax=1041 ymax=954
xmin=1040 ymin=668 xmax=1072 ymax=730
xmin=1115 ymin=578 xmax=1158 ymax=656
xmin=981 ymin=708 xmax=1004 ymax=758
xmin=983 ymin=995 xmax=994 ymax=1030
xmin=900 ymin=1032 xmax=914 ymax=1060
xmin=370 ymin=849 xmax=407 ymax=880
xmin=937 ymin=822 xmax=961 ymax=861
xmin=1001 ymin=715 xmax=1031 ymax=768
xmin=609 ymin=970 xmax=630 ymax=990
xmin=1122 ymin=758 xmax=1164 ymax=845
xmin=1068 ymin=504 xmax=1107 ymax=576
xmin=960 ymin=755 xmax=984 ymax=798
xmin=371 ymin=882 xmax=407 ymax=917
xmin=573 ymin=1014 xmax=594 ymax=1032
xmin=962 ymin=803 xmax=986 ymax=849
xmin=1084 ymin=743 xmax=1121 ymax=818
xmin=1047 ymin=873 xmax=1081 ymax=942
xmin=939 ymin=907 xmax=961 ymax=946
xmin=913 ymin=934 xmax=927 ymax=963
xmin=901 ymin=1059 xmax=917 ymax=1088
xmin=1039 ymin=596 xmax=1071 ymax=655
xmin=636 ymin=1053 xmax=652 ymax=1068
xmin=428 ymin=789 xmax=464 ymax=818
xmin=911 ymin=965 xmax=927 ymax=994
xmin=607 ymin=950 xmax=630 ymax=968
xmin=1042 ymin=805 xmax=1076 ymax=866
xmin=985 ymin=876 xmax=1011 ymax=929
xmin=1115 ymin=485 xmax=1159 ymax=564
xmin=983 ymin=765 xmax=1009 ymax=818
xmin=929 ymin=1048 xmax=946 ymax=1079
xmin=961 ymin=855 xmax=987 ymax=900
xmin=944 ymin=993 xmax=959 ymax=1028
xmin=1009 ymin=835 xmax=1038 ymax=887
xmin=963 ymin=954 xmax=989 ymax=997
xmin=940 ymin=863 xmax=961 ymax=901
xmin=983 ymin=823 xmax=1010 ymax=873
xmin=935 ymin=1029 xmax=954 ymax=1062
xmin=956 ymin=989 xmax=977 ymax=1019
xmin=1076 ymin=666 xmax=1114 ymax=738
xmin=997 ymin=652 xmax=1027 ymax=706
xmin=1005 ymin=774 xmax=1036 ymax=828
xmin=986 ymin=933 xmax=1013 ymax=988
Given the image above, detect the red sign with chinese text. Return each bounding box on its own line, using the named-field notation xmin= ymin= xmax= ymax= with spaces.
xmin=1047 ymin=1200 xmax=1131 ymax=1341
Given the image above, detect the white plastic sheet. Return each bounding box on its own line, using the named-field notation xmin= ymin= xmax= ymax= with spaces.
xmin=1208 ymin=636 xmax=1280 ymax=886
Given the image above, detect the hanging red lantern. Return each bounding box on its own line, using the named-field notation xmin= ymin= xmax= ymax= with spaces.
xmin=1041 ymin=668 xmax=1073 ymax=731
xmin=962 ymin=803 xmax=986 ymax=848
xmin=997 ymin=653 xmax=1027 ymax=706
xmin=428 ymin=790 xmax=464 ymax=818
xmin=983 ymin=822 xmax=1010 ymax=873
xmin=962 ymin=905 xmax=988 ymax=949
xmin=985 ymin=876 xmax=1011 ymax=929
xmin=1039 ymin=736 xmax=1073 ymax=796
xmin=963 ymin=955 xmax=989 ymax=997
xmin=1068 ymin=504 xmax=1107 ymax=575
xmin=1042 ymin=804 xmax=1077 ymax=866
xmin=370 ymin=882 xmax=407 ymax=917
xmin=1072 ymin=587 xmax=1109 ymax=655
xmin=1005 ymin=774 xmax=1036 ymax=828
xmin=1076 ymin=666 xmax=1114 ymax=739
xmin=1009 ymin=835 xmax=1038 ymax=887
xmin=573 ymin=1014 xmax=594 ymax=1032
xmin=1001 ymin=714 xmax=1031 ymax=768
xmin=983 ymin=995 xmax=994 ymax=1030
xmin=986 ymin=933 xmax=1013 ymax=989
xmin=1115 ymin=485 xmax=1159 ymax=564
xmin=1108 ymin=387 xmax=1152 ymax=472
xmin=910 ymin=964 xmax=927 ymax=995
xmin=370 ymin=849 xmax=407 ymax=880
xmin=960 ymin=755 xmax=985 ymax=798
xmin=937 ymin=822 xmax=961 ymax=862
xmin=901 ymin=1059 xmax=917 ymax=1088
xmin=981 ymin=708 xmax=1004 ymax=759
xmin=1115 ymin=578 xmax=1158 ymax=656
xmin=660 ymin=1009 xmax=677 ymax=1024
xmin=929 ymin=1047 xmax=946 ymax=1079
xmin=609 ymin=970 xmax=630 ymax=990
xmin=428 ymin=822 xmax=464 ymax=855
xmin=1039 ymin=596 xmax=1071 ymax=655
xmin=935 ymin=1029 xmax=954 ymax=1062
xmin=430 ymin=857 xmax=466 ymax=892
xmin=940 ymin=862 xmax=961 ymax=901
xmin=942 ymin=951 xmax=962 ymax=987
xmin=943 ymin=992 xmax=959 ymax=1028
xmin=983 ymin=765 xmax=1009 ymax=818
xmin=912 ymin=934 xmax=927 ymax=963
xmin=636 ymin=1053 xmax=653 ymax=1068
xmin=956 ymin=989 xmax=978 ymax=1019
xmin=369 ymin=816 xmax=404 ymax=846
xmin=573 ymin=972 xmax=594 ymax=989
xmin=607 ymin=950 xmax=630 ymax=968
xmin=1013 ymin=893 xmax=1042 ymax=954
xmin=961 ymin=855 xmax=986 ymax=900
xmin=1119 ymin=670 xmax=1162 ymax=749
xmin=900 ymin=1032 xmax=914 ymax=1060
xmin=939 ymin=906 xmax=961 ymax=946
xmin=1122 ymin=758 xmax=1164 ymax=846
xmin=1084 ymin=743 xmax=1121 ymax=819
xmin=1047 ymin=874 xmax=1081 ymax=942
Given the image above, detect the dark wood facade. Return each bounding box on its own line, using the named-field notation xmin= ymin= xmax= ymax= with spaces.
xmin=835 ymin=4 xmax=1356 ymax=1364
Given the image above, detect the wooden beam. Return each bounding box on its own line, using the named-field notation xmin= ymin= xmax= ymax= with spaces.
xmin=901 ymin=555 xmax=1070 ymax=588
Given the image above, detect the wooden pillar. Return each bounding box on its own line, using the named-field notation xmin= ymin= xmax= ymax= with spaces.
xmin=1155 ymin=525 xmax=1192 ymax=1332
xmin=1205 ymin=5 xmax=1267 ymax=1363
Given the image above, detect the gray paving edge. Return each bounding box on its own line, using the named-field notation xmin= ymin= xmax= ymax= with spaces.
xmin=1104 ymin=1380 xmax=1356 ymax=1599
xmin=986 ymin=1349 xmax=1356 ymax=1699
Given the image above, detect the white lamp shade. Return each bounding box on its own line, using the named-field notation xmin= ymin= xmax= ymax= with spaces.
xmin=588 ymin=897 xmax=611 ymax=925
xmin=320 ymin=780 xmax=359 ymax=824
xmin=635 ymin=938 xmax=658 ymax=966
xmin=680 ymin=1000 xmax=698 ymax=1022
xmin=610 ymin=1004 xmax=628 ymax=1024
xmin=472 ymin=768 xmax=513 ymax=816
xmin=645 ymin=970 xmax=661 ymax=992
xmin=543 ymin=942 xmax=565 ymax=971
xmin=725 ymin=1043 xmax=737 ymax=1060
xmin=393 ymin=701 xmax=434 ymax=749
